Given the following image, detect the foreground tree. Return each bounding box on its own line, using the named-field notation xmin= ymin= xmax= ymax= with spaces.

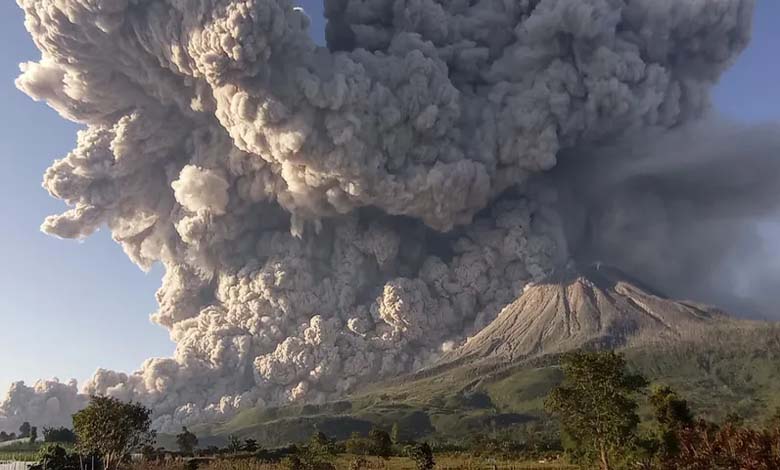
xmin=72 ymin=396 xmax=156 ymax=470
xmin=649 ymin=385 xmax=694 ymax=461
xmin=368 ymin=428 xmax=393 ymax=458
xmin=545 ymin=351 xmax=648 ymax=470
xmin=406 ymin=442 xmax=434 ymax=470
xmin=176 ymin=426 xmax=199 ymax=455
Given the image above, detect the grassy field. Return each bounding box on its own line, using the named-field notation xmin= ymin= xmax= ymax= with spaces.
xmin=0 ymin=441 xmax=70 ymax=463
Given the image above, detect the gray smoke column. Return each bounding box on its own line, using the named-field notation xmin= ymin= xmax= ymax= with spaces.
xmin=552 ymin=119 xmax=780 ymax=317
xmin=0 ymin=0 xmax=758 ymax=432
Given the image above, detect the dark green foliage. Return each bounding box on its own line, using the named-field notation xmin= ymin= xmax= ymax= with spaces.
xmin=307 ymin=431 xmax=336 ymax=457
xmin=242 ymin=438 xmax=259 ymax=452
xmin=29 ymin=444 xmax=81 ymax=470
xmin=280 ymin=434 xmax=336 ymax=470
xmin=19 ymin=422 xmax=31 ymax=439
xmin=227 ymin=434 xmax=242 ymax=454
xmin=344 ymin=432 xmax=373 ymax=456
xmin=545 ymin=351 xmax=648 ymax=470
xmin=72 ymin=395 xmax=156 ymax=470
xmin=29 ymin=426 xmax=38 ymax=444
xmin=405 ymin=442 xmax=434 ymax=470
xmin=43 ymin=427 xmax=77 ymax=443
xmin=368 ymin=428 xmax=392 ymax=458
xmin=176 ymin=426 xmax=199 ymax=455
xmin=648 ymin=386 xmax=694 ymax=459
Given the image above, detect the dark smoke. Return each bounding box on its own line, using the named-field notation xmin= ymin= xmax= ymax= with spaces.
xmin=552 ymin=120 xmax=780 ymax=317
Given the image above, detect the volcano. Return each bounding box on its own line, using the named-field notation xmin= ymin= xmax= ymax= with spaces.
xmin=188 ymin=264 xmax=780 ymax=445
xmin=442 ymin=264 xmax=733 ymax=365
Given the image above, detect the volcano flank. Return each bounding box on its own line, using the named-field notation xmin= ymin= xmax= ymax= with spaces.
xmin=441 ymin=264 xmax=733 ymax=366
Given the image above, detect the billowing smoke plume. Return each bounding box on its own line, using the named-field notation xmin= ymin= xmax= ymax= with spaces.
xmin=1 ymin=0 xmax=764 ymax=432
xmin=552 ymin=120 xmax=780 ymax=317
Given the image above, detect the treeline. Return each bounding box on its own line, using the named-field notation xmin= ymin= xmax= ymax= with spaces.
xmin=0 ymin=421 xmax=74 ymax=444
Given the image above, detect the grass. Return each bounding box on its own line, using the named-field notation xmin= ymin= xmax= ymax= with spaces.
xmin=0 ymin=441 xmax=75 ymax=463
xmin=0 ymin=441 xmax=42 ymax=462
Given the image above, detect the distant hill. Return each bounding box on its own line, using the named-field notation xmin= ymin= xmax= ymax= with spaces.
xmin=187 ymin=266 xmax=780 ymax=446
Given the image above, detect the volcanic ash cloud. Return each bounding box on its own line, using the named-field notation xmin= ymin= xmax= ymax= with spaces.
xmin=0 ymin=0 xmax=756 ymax=432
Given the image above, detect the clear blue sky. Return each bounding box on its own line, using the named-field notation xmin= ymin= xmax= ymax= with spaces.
xmin=0 ymin=1 xmax=777 ymax=395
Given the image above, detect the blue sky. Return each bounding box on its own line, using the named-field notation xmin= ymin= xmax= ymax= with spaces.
xmin=0 ymin=1 xmax=778 ymax=394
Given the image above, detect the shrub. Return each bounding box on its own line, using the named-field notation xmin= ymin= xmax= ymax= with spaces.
xmin=406 ymin=443 xmax=434 ymax=470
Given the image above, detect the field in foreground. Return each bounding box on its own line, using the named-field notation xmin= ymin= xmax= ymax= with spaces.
xmin=129 ymin=454 xmax=576 ymax=470
xmin=0 ymin=441 xmax=47 ymax=462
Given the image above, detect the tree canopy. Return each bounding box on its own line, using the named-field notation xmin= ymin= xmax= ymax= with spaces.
xmin=545 ymin=351 xmax=648 ymax=470
xmin=72 ymin=396 xmax=156 ymax=470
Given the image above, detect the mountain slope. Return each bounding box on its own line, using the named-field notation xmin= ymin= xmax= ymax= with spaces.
xmin=443 ymin=264 xmax=727 ymax=364
xmin=190 ymin=265 xmax=780 ymax=446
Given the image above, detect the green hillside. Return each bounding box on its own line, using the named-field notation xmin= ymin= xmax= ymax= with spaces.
xmin=189 ymin=323 xmax=780 ymax=447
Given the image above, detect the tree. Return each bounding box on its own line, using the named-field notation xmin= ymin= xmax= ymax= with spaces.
xmin=406 ymin=442 xmax=434 ymax=470
xmin=30 ymin=444 xmax=81 ymax=470
xmin=19 ymin=421 xmax=31 ymax=439
xmin=242 ymin=438 xmax=259 ymax=453
xmin=368 ymin=428 xmax=393 ymax=458
xmin=176 ymin=426 xmax=199 ymax=455
xmin=29 ymin=426 xmax=38 ymax=444
xmin=43 ymin=427 xmax=77 ymax=444
xmin=72 ymin=395 xmax=156 ymax=470
xmin=544 ymin=351 xmax=648 ymax=470
xmin=308 ymin=431 xmax=335 ymax=457
xmin=649 ymin=385 xmax=694 ymax=460
xmin=390 ymin=422 xmax=401 ymax=444
xmin=227 ymin=434 xmax=242 ymax=454
xmin=345 ymin=432 xmax=372 ymax=456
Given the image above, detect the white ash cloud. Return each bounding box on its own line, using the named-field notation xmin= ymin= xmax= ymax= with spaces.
xmin=0 ymin=380 xmax=87 ymax=433
xmin=1 ymin=0 xmax=756 ymax=431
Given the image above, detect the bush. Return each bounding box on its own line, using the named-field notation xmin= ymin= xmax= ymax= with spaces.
xmin=368 ymin=429 xmax=393 ymax=458
xmin=29 ymin=444 xmax=82 ymax=470
xmin=406 ymin=443 xmax=434 ymax=470
xmin=344 ymin=433 xmax=373 ymax=456
xmin=43 ymin=427 xmax=77 ymax=444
